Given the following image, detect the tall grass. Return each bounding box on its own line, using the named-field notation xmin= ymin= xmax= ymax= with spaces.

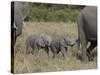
xmin=14 ymin=22 xmax=97 ymax=73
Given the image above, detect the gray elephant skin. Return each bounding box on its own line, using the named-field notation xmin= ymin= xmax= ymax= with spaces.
xmin=77 ymin=6 xmax=97 ymax=62
xmin=26 ymin=33 xmax=51 ymax=56
xmin=11 ymin=1 xmax=29 ymax=47
xmin=50 ymin=35 xmax=76 ymax=58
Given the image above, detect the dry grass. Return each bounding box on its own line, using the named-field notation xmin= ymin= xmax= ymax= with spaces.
xmin=14 ymin=22 xmax=97 ymax=74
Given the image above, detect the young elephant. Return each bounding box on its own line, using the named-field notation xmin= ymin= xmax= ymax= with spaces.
xmin=50 ymin=35 xmax=76 ymax=58
xmin=26 ymin=33 xmax=51 ymax=56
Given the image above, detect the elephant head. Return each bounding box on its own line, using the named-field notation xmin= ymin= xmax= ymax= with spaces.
xmin=63 ymin=35 xmax=76 ymax=47
xmin=11 ymin=1 xmax=29 ymax=46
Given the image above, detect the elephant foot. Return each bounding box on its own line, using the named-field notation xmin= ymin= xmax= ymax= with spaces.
xmin=81 ymin=54 xmax=89 ymax=63
xmin=77 ymin=53 xmax=89 ymax=63
xmin=88 ymin=54 xmax=94 ymax=61
xmin=89 ymin=57 xmax=94 ymax=61
xmin=87 ymin=52 xmax=94 ymax=61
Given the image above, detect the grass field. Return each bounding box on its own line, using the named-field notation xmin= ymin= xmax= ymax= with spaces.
xmin=14 ymin=22 xmax=97 ymax=74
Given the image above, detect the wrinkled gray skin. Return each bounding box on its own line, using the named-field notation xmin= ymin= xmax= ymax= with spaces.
xmin=50 ymin=35 xmax=76 ymax=58
xmin=14 ymin=2 xmax=29 ymax=36
xmin=26 ymin=33 xmax=52 ymax=56
xmin=11 ymin=1 xmax=29 ymax=47
xmin=77 ymin=6 xmax=97 ymax=62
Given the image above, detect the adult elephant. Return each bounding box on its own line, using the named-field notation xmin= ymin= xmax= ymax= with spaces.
xmin=11 ymin=1 xmax=29 ymax=47
xmin=11 ymin=1 xmax=29 ymax=73
xmin=77 ymin=6 xmax=97 ymax=62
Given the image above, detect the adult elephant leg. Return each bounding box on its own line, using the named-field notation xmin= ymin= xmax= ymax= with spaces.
xmin=79 ymin=30 xmax=88 ymax=62
xmin=81 ymin=39 xmax=88 ymax=62
xmin=87 ymin=41 xmax=97 ymax=61
xmin=77 ymin=13 xmax=88 ymax=62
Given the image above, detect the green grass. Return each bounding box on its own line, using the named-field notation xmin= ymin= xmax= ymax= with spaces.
xmin=14 ymin=22 xmax=97 ymax=73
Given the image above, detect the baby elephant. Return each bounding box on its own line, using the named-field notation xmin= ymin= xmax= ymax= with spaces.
xmin=26 ymin=33 xmax=51 ymax=56
xmin=50 ymin=35 xmax=76 ymax=58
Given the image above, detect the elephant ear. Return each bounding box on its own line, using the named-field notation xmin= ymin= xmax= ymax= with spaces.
xmin=64 ymin=36 xmax=76 ymax=46
xmin=42 ymin=34 xmax=51 ymax=46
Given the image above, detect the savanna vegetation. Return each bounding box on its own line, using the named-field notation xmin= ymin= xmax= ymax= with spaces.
xmin=15 ymin=22 xmax=97 ymax=73
xmin=14 ymin=3 xmax=97 ymax=73
xmin=25 ymin=3 xmax=84 ymax=22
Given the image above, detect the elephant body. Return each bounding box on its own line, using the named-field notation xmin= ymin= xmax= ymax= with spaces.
xmin=26 ymin=33 xmax=52 ymax=56
xmin=50 ymin=35 xmax=76 ymax=58
xmin=77 ymin=6 xmax=97 ymax=62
